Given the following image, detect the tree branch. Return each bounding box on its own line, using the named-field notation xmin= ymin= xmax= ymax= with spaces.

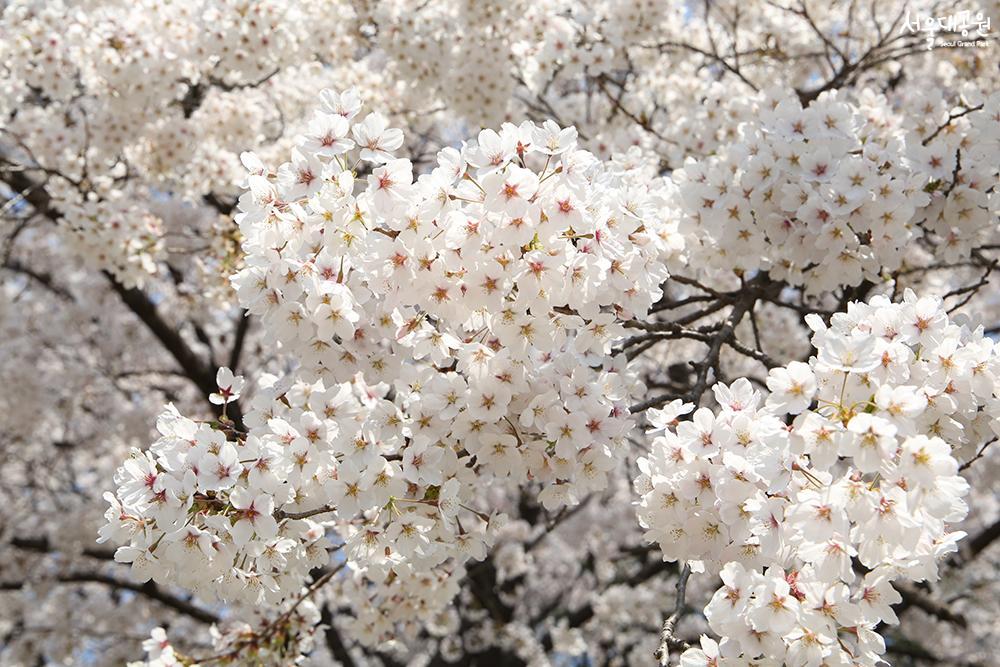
xmin=228 ymin=310 xmax=252 ymax=373
xmin=655 ymin=563 xmax=692 ymax=665
xmin=8 ymin=535 xmax=115 ymax=560
xmin=630 ymin=276 xmax=768 ymax=412
xmin=106 ymin=273 xmax=244 ymax=429
xmin=1 ymin=572 xmax=219 ymax=625
xmin=1 ymin=260 xmax=74 ymax=301
xmin=894 ymin=581 xmax=967 ymax=628
xmin=1 ymin=165 xmax=245 ymax=426
xmin=319 ymin=604 xmax=358 ymax=667
xmin=953 ymin=516 xmax=1000 ymax=566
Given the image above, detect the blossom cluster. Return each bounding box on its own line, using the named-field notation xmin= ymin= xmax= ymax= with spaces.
xmin=101 ymin=367 xmax=502 ymax=645
xmin=8 ymin=0 xmax=995 ymax=292
xmin=61 ymin=197 xmax=165 ymax=287
xmin=671 ymin=88 xmax=999 ymax=294
xmin=3 ymin=1 xmax=998 ymax=665
xmin=95 ymin=83 xmax=1000 ymax=664
xmin=231 ymin=89 xmax=683 ymax=510
xmin=0 ymin=0 xmax=369 ymax=287
xmin=132 ymin=599 xmax=321 ymax=667
xmin=99 ymin=88 xmax=691 ymax=648
xmin=369 ymin=0 xmax=522 ymax=127
xmin=636 ymin=293 xmax=997 ymax=666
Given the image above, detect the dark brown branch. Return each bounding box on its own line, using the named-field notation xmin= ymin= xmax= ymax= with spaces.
xmin=179 ymin=68 xmax=282 ymax=119
xmin=641 ymin=40 xmax=760 ymax=92
xmin=630 ymin=276 xmax=768 ymax=412
xmin=538 ymin=554 xmax=677 ymax=637
xmin=8 ymin=535 xmax=115 ymax=560
xmin=727 ymin=337 xmax=780 ymax=369
xmin=894 ymin=581 xmax=967 ymax=628
xmin=655 ymin=563 xmax=692 ymax=665
xmin=1 ymin=572 xmax=219 ymax=625
xmin=0 ymin=162 xmax=61 ymax=218
xmin=319 ymin=604 xmax=358 ymax=667
xmin=228 ymin=310 xmax=251 ymax=373
xmin=959 ymin=438 xmax=997 ymax=472
xmin=952 ymin=516 xmax=1000 ymax=566
xmin=883 ymin=636 xmax=985 ymax=666
xmin=1 ymin=166 xmax=244 ymax=426
xmin=2 ymin=260 xmax=74 ymax=301
xmin=276 ymin=504 xmax=337 ymax=521
xmin=203 ymin=192 xmax=237 ymax=216
xmin=105 ymin=272 xmax=243 ymax=428
xmin=922 ymin=104 xmax=985 ymax=146
xmin=113 ymin=278 xmax=244 ymax=427
xmin=594 ymin=76 xmax=680 ymax=147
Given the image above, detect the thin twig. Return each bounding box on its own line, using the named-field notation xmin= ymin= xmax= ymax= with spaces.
xmin=655 ymin=563 xmax=692 ymax=665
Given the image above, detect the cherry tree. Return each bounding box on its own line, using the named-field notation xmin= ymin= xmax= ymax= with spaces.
xmin=1 ymin=1 xmax=998 ymax=666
